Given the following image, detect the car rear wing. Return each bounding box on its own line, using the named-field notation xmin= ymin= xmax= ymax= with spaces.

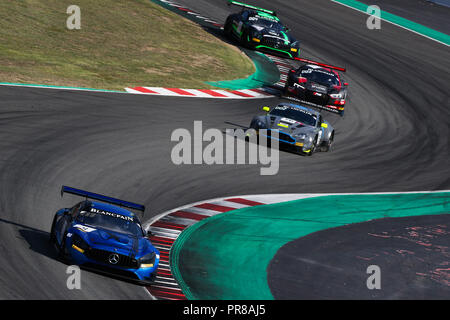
xmin=61 ymin=186 xmax=145 ymax=213
xmin=294 ymin=57 xmax=346 ymax=72
xmin=227 ymin=1 xmax=277 ymax=16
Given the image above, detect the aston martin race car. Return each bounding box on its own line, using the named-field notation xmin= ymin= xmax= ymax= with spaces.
xmin=284 ymin=64 xmax=348 ymax=116
xmin=224 ymin=1 xmax=300 ymax=58
xmin=249 ymin=103 xmax=334 ymax=155
xmin=50 ymin=186 xmax=159 ymax=284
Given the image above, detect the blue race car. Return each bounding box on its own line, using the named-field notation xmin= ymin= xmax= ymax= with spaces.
xmin=50 ymin=186 xmax=159 ymax=285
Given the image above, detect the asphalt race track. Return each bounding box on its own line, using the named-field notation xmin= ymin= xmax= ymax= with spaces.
xmin=268 ymin=213 xmax=450 ymax=299
xmin=0 ymin=0 xmax=449 ymax=299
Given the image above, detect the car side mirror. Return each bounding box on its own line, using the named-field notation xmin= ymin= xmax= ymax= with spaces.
xmin=321 ymin=123 xmax=328 ymax=128
xmin=344 ymin=82 xmax=349 ymax=86
xmin=262 ymin=106 xmax=270 ymax=113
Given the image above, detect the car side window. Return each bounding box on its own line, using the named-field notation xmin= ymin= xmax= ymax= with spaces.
xmin=69 ymin=202 xmax=82 ymax=219
xmin=241 ymin=11 xmax=249 ymax=21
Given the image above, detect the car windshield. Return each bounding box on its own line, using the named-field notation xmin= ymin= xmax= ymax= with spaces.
xmin=254 ymin=18 xmax=284 ymax=31
xmin=270 ymin=106 xmax=317 ymax=126
xmin=301 ymin=68 xmax=340 ymax=87
xmin=77 ymin=208 xmax=143 ymax=237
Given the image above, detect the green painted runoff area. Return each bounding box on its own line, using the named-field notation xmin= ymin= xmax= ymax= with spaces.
xmin=171 ymin=192 xmax=450 ymax=299
xmin=205 ymin=50 xmax=281 ymax=89
xmin=332 ymin=0 xmax=450 ymax=45
xmin=150 ymin=0 xmax=281 ymax=90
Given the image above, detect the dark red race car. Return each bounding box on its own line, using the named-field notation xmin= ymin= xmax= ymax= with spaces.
xmin=284 ymin=63 xmax=348 ymax=117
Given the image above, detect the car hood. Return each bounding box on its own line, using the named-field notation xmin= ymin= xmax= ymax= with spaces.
xmin=252 ymin=25 xmax=293 ymax=44
xmin=73 ymin=224 xmax=151 ymax=256
xmin=305 ymin=81 xmax=330 ymax=93
xmin=302 ymin=80 xmax=342 ymax=94
xmin=266 ymin=115 xmax=316 ymax=136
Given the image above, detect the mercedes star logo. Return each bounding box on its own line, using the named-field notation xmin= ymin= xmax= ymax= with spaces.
xmin=108 ymin=253 xmax=120 ymax=265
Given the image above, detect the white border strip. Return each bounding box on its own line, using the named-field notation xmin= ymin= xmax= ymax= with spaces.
xmin=331 ymin=0 xmax=450 ymax=47
xmin=125 ymin=87 xmax=275 ymax=99
xmin=143 ymin=190 xmax=450 ymax=230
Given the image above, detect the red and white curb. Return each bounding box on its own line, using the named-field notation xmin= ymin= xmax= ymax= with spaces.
xmin=142 ymin=193 xmax=319 ymax=300
xmin=264 ymin=54 xmax=297 ymax=89
xmin=157 ymin=0 xmax=223 ymax=28
xmin=125 ymin=54 xmax=298 ymax=99
xmin=125 ymin=87 xmax=274 ymax=99
xmin=143 ymin=196 xmax=270 ymax=300
xmin=124 ymin=55 xmax=296 ymax=99
xmin=142 ymin=190 xmax=450 ymax=299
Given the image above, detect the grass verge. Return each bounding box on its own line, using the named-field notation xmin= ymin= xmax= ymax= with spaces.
xmin=0 ymin=0 xmax=255 ymax=90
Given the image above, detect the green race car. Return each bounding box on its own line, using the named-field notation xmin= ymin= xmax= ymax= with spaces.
xmin=224 ymin=1 xmax=301 ymax=58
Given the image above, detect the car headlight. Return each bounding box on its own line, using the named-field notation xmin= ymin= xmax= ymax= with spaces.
xmin=139 ymin=252 xmax=156 ymax=268
xmin=71 ymin=233 xmax=89 ymax=253
xmin=251 ymin=31 xmax=262 ymax=42
xmin=330 ymin=93 xmax=344 ymax=99
xmin=256 ymin=120 xmax=265 ymax=128
xmin=294 ymin=134 xmax=307 ymax=140
xmin=253 ymin=25 xmax=265 ymax=32
xmin=303 ymin=136 xmax=313 ymax=145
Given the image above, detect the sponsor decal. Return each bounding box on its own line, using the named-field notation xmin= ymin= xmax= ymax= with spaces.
xmin=89 ymin=208 xmax=134 ymax=222
xmin=311 ymin=83 xmax=327 ymax=91
xmin=280 ymin=118 xmax=297 ymax=124
xmin=302 ymin=68 xmax=334 ymax=77
xmin=73 ymin=224 xmax=96 ymax=233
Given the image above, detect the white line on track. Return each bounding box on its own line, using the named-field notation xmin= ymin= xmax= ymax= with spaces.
xmin=331 ymin=0 xmax=449 ymax=47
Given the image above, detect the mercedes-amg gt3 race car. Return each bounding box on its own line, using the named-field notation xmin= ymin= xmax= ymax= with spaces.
xmin=50 ymin=186 xmax=160 ymax=284
xmin=284 ymin=64 xmax=349 ymax=116
xmin=249 ymin=103 xmax=334 ymax=155
xmin=224 ymin=1 xmax=300 ymax=58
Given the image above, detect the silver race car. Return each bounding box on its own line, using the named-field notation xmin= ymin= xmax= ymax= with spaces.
xmin=249 ymin=103 xmax=334 ymax=155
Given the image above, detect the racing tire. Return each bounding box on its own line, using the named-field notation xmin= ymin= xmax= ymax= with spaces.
xmin=241 ymin=30 xmax=251 ymax=49
xmin=224 ymin=18 xmax=233 ymax=38
xmin=56 ymin=231 xmax=69 ymax=262
xmin=307 ymin=136 xmax=318 ymax=156
xmin=322 ymin=131 xmax=334 ymax=152
xmin=247 ymin=123 xmax=261 ymax=144
xmin=49 ymin=215 xmax=57 ymax=244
